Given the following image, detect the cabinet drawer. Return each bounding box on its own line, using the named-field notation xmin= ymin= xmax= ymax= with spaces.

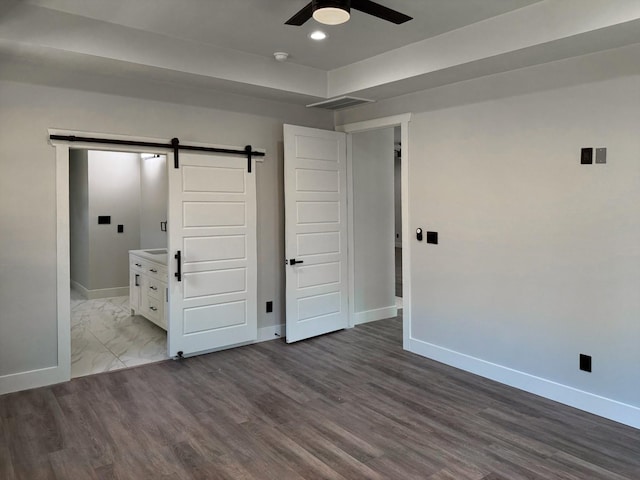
xmin=130 ymin=256 xmax=146 ymax=272
xmin=147 ymin=279 xmax=164 ymax=300
xmin=146 ymin=263 xmax=167 ymax=281
xmin=146 ymin=296 xmax=162 ymax=323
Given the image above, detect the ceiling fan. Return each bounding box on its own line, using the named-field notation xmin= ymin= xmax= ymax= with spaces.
xmin=285 ymin=0 xmax=412 ymax=26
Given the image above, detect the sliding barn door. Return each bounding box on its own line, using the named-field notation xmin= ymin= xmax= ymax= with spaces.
xmin=284 ymin=125 xmax=348 ymax=343
xmin=168 ymin=152 xmax=257 ymax=357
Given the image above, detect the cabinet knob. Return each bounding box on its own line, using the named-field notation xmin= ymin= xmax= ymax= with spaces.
xmin=150 ymin=306 xmax=158 ymax=312
xmin=150 ymin=268 xmax=157 ymax=273
xmin=150 ymin=286 xmax=158 ymax=291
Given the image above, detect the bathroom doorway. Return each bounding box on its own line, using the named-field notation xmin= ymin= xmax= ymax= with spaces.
xmin=68 ymin=148 xmax=169 ymax=377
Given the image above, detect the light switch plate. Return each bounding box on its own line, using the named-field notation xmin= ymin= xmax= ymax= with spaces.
xmin=581 ymin=148 xmax=593 ymax=165
xmin=595 ymin=148 xmax=607 ymax=164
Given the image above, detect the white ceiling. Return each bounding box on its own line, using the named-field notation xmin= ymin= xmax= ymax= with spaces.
xmin=21 ymin=0 xmax=543 ymax=70
xmin=1 ymin=0 xmax=639 ymax=107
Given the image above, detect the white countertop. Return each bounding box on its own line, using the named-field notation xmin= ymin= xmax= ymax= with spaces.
xmin=129 ymin=249 xmax=168 ymax=265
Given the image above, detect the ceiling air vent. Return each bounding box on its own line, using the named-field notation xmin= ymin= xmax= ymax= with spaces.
xmin=306 ymin=96 xmax=374 ymax=110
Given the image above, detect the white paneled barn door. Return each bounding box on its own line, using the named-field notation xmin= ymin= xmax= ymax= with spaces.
xmin=168 ymin=152 xmax=257 ymax=357
xmin=284 ymin=125 xmax=349 ymax=343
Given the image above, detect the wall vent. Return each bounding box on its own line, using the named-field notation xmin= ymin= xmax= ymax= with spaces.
xmin=306 ymin=96 xmax=374 ymax=110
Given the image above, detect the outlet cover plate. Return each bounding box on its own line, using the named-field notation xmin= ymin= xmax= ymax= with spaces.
xmin=579 ymin=354 xmax=592 ymax=372
xmin=595 ymin=148 xmax=607 ymax=164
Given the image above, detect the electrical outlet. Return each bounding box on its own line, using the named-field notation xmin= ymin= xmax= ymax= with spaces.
xmin=266 ymin=301 xmax=273 ymax=313
xmin=595 ymin=148 xmax=607 ymax=164
xmin=579 ymin=354 xmax=592 ymax=372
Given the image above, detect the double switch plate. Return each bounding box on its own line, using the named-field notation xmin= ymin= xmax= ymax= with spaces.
xmin=581 ymin=147 xmax=607 ymax=164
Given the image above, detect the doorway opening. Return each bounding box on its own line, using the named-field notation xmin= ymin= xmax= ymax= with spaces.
xmin=338 ymin=113 xmax=412 ymax=348
xmin=53 ymin=132 xmax=262 ymax=386
xmin=68 ymin=148 xmax=169 ymax=377
xmin=349 ymin=126 xmax=401 ymax=329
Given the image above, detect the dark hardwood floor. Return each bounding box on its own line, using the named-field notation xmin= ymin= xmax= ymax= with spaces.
xmin=2 ymin=317 xmax=639 ymax=479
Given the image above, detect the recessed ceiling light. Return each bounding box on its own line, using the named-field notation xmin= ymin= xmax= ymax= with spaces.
xmin=309 ymin=30 xmax=327 ymax=41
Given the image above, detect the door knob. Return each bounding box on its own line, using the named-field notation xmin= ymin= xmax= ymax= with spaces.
xmin=289 ymin=259 xmax=304 ymax=265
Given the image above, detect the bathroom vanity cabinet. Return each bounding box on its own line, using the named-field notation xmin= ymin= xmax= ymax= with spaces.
xmin=129 ymin=249 xmax=168 ymax=330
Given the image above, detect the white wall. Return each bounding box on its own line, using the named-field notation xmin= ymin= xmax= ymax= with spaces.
xmin=0 ymin=79 xmax=332 ymax=378
xmin=352 ymin=128 xmax=396 ymax=323
xmin=140 ymin=155 xmax=168 ymax=249
xmin=87 ymin=150 xmax=141 ymax=291
xmin=69 ymin=149 xmax=89 ymax=288
xmin=337 ymin=44 xmax=640 ymax=424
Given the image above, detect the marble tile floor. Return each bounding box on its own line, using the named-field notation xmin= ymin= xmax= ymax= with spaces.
xmin=70 ymin=289 xmax=169 ymax=378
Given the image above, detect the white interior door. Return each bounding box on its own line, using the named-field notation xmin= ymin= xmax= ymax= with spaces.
xmin=168 ymin=152 xmax=257 ymax=357
xmin=284 ymin=125 xmax=348 ymax=343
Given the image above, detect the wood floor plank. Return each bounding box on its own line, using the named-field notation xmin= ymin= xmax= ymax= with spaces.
xmin=1 ymin=316 xmax=640 ymax=479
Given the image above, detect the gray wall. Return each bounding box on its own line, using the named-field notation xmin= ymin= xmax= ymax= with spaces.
xmin=69 ymin=150 xmax=142 ymax=292
xmin=87 ymin=150 xmax=141 ymax=290
xmin=69 ymin=149 xmax=89 ymax=288
xmin=140 ymin=155 xmax=168 ymax=249
xmin=394 ymin=155 xmax=402 ymax=247
xmin=0 ymin=79 xmax=332 ymax=377
xmin=352 ymin=128 xmax=396 ymax=316
xmin=336 ymin=43 xmax=640 ymax=408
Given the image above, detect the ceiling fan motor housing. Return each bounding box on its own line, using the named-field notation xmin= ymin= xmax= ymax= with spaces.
xmin=313 ymin=0 xmax=351 ymax=15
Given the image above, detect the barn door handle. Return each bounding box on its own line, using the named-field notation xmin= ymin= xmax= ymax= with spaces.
xmin=289 ymin=259 xmax=304 ymax=265
xmin=175 ymin=250 xmax=182 ymax=281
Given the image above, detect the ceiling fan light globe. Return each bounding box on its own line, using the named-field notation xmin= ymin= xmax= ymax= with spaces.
xmin=313 ymin=7 xmax=350 ymax=25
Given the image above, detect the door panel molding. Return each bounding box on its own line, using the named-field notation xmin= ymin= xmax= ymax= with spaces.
xmin=168 ymin=152 xmax=257 ymax=357
xmin=284 ymin=125 xmax=349 ymax=343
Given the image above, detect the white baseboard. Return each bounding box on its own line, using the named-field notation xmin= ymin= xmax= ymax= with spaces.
xmin=257 ymin=323 xmax=285 ymax=343
xmin=0 ymin=365 xmax=69 ymax=396
xmin=354 ymin=305 xmax=398 ymax=326
xmin=71 ymin=280 xmax=128 ymax=299
xmin=408 ymin=337 xmax=640 ymax=430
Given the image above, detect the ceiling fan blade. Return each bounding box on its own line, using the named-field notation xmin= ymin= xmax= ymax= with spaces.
xmin=351 ymin=0 xmax=412 ymax=24
xmin=285 ymin=2 xmax=313 ymax=25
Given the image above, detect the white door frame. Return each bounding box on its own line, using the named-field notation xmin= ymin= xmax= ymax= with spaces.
xmin=336 ymin=113 xmax=412 ymax=349
xmin=51 ymin=128 xmax=264 ymax=385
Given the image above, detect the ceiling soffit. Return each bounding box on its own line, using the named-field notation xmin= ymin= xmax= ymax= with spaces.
xmin=0 ymin=1 xmax=639 ymax=105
